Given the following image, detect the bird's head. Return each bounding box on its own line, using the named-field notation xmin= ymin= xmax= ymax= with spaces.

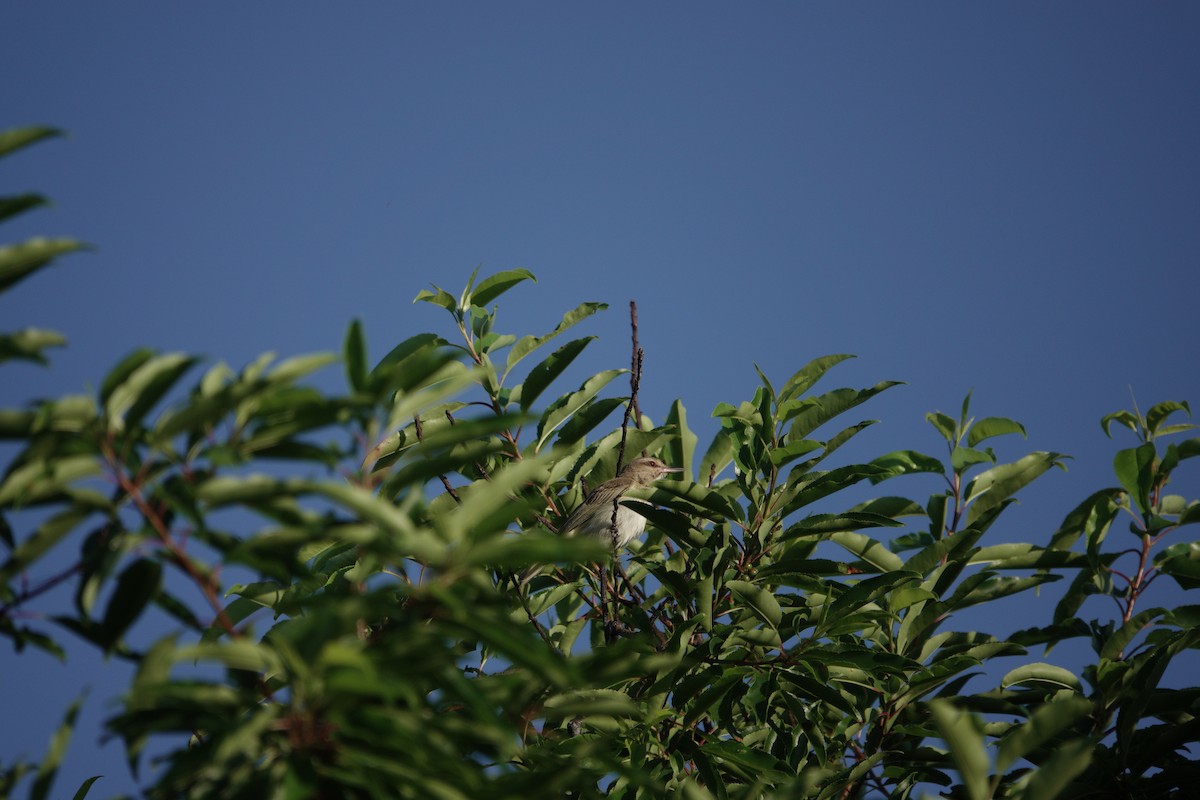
xmin=619 ymin=456 xmax=683 ymax=486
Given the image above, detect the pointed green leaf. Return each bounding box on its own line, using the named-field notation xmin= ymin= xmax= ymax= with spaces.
xmin=520 ymin=336 xmax=595 ymax=410
xmin=536 ymin=369 xmax=625 ymax=450
xmin=778 ymin=354 xmax=855 ymax=404
xmin=101 ymin=559 xmax=163 ymax=651
xmin=413 ymin=284 xmax=458 ymax=312
xmin=30 ymin=691 xmax=85 ymax=800
xmin=965 ymin=451 xmax=1066 ymax=525
xmin=1000 ymin=662 xmax=1083 ymax=692
xmin=1112 ymin=443 xmax=1156 ymax=514
xmin=469 ymin=268 xmax=536 ymax=307
xmin=988 ymin=695 xmax=1094 ymax=777
xmin=966 ymin=416 xmax=1026 ymax=447
xmin=0 ymin=327 xmax=67 ymax=365
xmin=0 ymin=193 xmax=49 ymax=223
xmin=343 ymin=319 xmax=367 ymax=392
xmin=929 ymin=700 xmax=989 ymax=800
xmin=106 ymin=352 xmax=199 ymax=430
xmin=0 ymin=237 xmax=85 ymax=293
xmin=554 ymin=396 xmax=625 ymax=445
xmin=0 ymin=125 xmax=62 ymax=157
xmin=504 ymin=301 xmax=607 ymax=375
xmin=828 ymin=531 xmax=905 ymax=572
xmin=869 ymin=450 xmax=945 ymax=481
xmin=1100 ymin=607 xmax=1166 ymax=659
xmin=926 ymin=411 xmax=957 ymax=443
xmin=725 ymin=579 xmax=782 ymax=628
xmin=1145 ymin=400 xmax=1191 ymax=438
xmin=784 ymin=382 xmax=902 ymax=439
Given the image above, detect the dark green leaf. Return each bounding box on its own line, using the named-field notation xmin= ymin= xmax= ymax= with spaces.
xmin=0 ymin=125 xmax=62 ymax=157
xmin=0 ymin=327 xmax=66 ymax=366
xmin=0 ymin=237 xmax=85 ymax=293
xmin=869 ymin=450 xmax=945 ymax=481
xmin=504 ymin=301 xmax=607 ymax=375
xmin=1145 ymin=400 xmax=1191 ymax=438
xmin=469 ymin=268 xmax=537 ymax=307
xmin=519 ymin=336 xmax=595 ymax=410
xmin=965 ymin=451 xmax=1067 ymax=525
xmin=726 ymin=579 xmax=782 ymax=628
xmin=101 ymin=559 xmax=163 ymax=651
xmin=778 ymin=354 xmax=855 ymax=404
xmin=343 ymin=319 xmax=367 ymax=392
xmin=1113 ymin=443 xmax=1156 ymax=514
xmin=966 ymin=416 xmax=1026 ymax=447
xmin=30 ymin=692 xmax=86 ymax=800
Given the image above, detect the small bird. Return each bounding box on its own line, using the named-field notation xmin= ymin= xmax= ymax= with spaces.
xmin=522 ymin=456 xmax=682 ymax=585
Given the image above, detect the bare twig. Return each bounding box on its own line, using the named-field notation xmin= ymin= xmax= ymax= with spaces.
xmin=629 ymin=301 xmax=643 ymax=429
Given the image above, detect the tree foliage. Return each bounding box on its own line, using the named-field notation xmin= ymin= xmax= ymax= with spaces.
xmin=2 ymin=128 xmax=1198 ymax=799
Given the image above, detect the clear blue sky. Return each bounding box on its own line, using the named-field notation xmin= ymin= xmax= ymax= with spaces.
xmin=4 ymin=4 xmax=1199 ymax=796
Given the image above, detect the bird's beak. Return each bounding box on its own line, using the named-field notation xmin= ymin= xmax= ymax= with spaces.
xmin=662 ymin=467 xmax=683 ymax=473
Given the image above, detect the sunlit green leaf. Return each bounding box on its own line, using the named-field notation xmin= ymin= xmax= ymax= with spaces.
xmin=965 ymin=451 xmax=1067 ymax=525
xmin=966 ymin=416 xmax=1026 ymax=447
xmin=520 ymin=336 xmax=595 ymax=410
xmin=0 ymin=237 xmax=85 ymax=293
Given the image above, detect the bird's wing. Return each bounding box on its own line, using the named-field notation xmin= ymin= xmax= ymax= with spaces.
xmin=560 ymin=478 xmax=627 ymax=534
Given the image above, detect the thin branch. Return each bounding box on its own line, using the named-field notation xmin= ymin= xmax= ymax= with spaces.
xmin=629 ymin=301 xmax=643 ymax=429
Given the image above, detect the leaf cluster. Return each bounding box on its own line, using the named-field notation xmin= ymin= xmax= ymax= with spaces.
xmin=2 ymin=128 xmax=1198 ymax=800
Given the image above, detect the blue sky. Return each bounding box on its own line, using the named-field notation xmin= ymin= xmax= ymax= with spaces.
xmin=4 ymin=4 xmax=1199 ymax=796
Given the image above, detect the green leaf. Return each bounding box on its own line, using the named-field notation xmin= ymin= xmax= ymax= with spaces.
xmin=0 ymin=327 xmax=66 ymax=365
xmin=554 ymin=396 xmax=625 ymax=445
xmin=965 ymin=451 xmax=1066 ymax=525
xmin=0 ymin=237 xmax=86 ymax=293
xmin=827 ymin=531 xmax=905 ymax=572
xmin=0 ymin=456 xmax=101 ymax=507
xmin=0 ymin=507 xmax=91 ymax=584
xmin=504 ymin=301 xmax=607 ymax=376
xmin=926 ymin=411 xmax=958 ymax=443
xmin=0 ymin=193 xmax=49 ymax=223
xmin=988 ymin=695 xmax=1094 ymax=777
xmin=265 ymin=352 xmax=337 ymax=384
xmin=826 ymin=571 xmax=919 ymax=622
xmin=698 ymin=427 xmax=734 ymax=485
xmin=1000 ymin=662 xmax=1083 ymax=692
xmin=343 ymin=319 xmax=367 ymax=392
xmin=665 ymin=399 xmax=699 ymax=481
xmin=519 ymin=336 xmax=595 ymax=410
xmin=778 ymin=354 xmax=855 ymax=404
xmin=30 ymin=691 xmax=86 ymax=800
xmin=105 ymin=352 xmax=199 ymax=430
xmin=651 ymin=480 xmax=744 ymax=523
xmin=535 ymin=369 xmax=625 ymax=450
xmin=726 ymin=579 xmax=782 ymax=628
xmin=929 ymin=700 xmax=989 ymax=800
xmin=0 ymin=125 xmax=62 ymax=157
xmin=869 ymin=450 xmax=945 ymax=481
xmin=469 ymin=267 xmax=537 ymax=307
xmin=1145 ymin=400 xmax=1191 ymax=438
xmin=101 ymin=559 xmax=163 ymax=651
xmin=1112 ymin=443 xmax=1156 ymax=514
xmin=783 ymin=381 xmax=902 ymax=439
xmin=70 ymin=776 xmax=103 ymax=800
xmin=1155 ymin=541 xmax=1200 ymax=590
xmin=1100 ymin=607 xmax=1166 ymax=660
xmin=1101 ymin=409 xmax=1141 ymax=439
xmin=413 ymin=284 xmax=458 ymax=312
xmin=950 ymin=446 xmax=994 ymax=473
xmin=1016 ymin=738 xmax=1094 ymax=800
xmin=966 ymin=416 xmax=1026 ymax=447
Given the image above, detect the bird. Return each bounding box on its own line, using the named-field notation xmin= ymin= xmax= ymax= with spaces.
xmin=521 ymin=456 xmax=682 ymax=585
